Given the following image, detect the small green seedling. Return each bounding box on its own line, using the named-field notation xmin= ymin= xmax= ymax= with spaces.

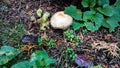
xmin=65 ymin=48 xmax=77 ymax=60
xmin=64 ymin=30 xmax=80 ymax=45
xmin=38 ymin=37 xmax=56 ymax=47
xmin=36 ymin=8 xmax=42 ymax=17
xmin=46 ymin=39 xmax=56 ymax=47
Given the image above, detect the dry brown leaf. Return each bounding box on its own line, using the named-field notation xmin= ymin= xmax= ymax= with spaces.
xmin=43 ymin=31 xmax=48 ymax=39
xmin=20 ymin=43 xmax=37 ymax=56
xmin=78 ymin=33 xmax=84 ymax=40
xmin=1 ymin=0 xmax=11 ymax=5
xmin=100 ymin=63 xmax=108 ymax=68
xmin=111 ymin=64 xmax=119 ymax=68
xmin=91 ymin=40 xmax=120 ymax=57
xmin=104 ymin=34 xmax=117 ymax=41
xmin=27 ymin=11 xmax=33 ymax=16
xmin=68 ymin=42 xmax=76 ymax=47
xmin=55 ymin=39 xmax=62 ymax=45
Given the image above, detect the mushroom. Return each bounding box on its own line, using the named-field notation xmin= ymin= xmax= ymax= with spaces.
xmin=50 ymin=11 xmax=73 ymax=30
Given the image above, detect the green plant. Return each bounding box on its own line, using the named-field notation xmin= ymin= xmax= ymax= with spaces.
xmin=64 ymin=30 xmax=80 ymax=44
xmin=46 ymin=39 xmax=56 ymax=47
xmin=36 ymin=8 xmax=42 ymax=17
xmin=30 ymin=50 xmax=56 ymax=67
xmin=82 ymin=29 xmax=88 ymax=34
xmin=38 ymin=37 xmax=56 ymax=47
xmin=38 ymin=37 xmax=44 ymax=46
xmin=0 ymin=45 xmax=20 ymax=65
xmin=36 ymin=8 xmax=50 ymax=30
xmin=11 ymin=61 xmax=31 ymax=68
xmin=0 ymin=22 xmax=26 ymax=45
xmin=11 ymin=50 xmax=56 ymax=68
xmin=64 ymin=0 xmax=120 ymax=32
xmin=65 ymin=48 xmax=77 ymax=60
xmin=89 ymin=65 xmax=103 ymax=68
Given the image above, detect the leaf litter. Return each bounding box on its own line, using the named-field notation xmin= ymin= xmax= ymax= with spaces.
xmin=0 ymin=0 xmax=120 ymax=68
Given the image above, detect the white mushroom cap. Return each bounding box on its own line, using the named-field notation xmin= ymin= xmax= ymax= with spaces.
xmin=50 ymin=11 xmax=73 ymax=30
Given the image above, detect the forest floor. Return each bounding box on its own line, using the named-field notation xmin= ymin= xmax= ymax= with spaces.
xmin=0 ymin=0 xmax=120 ymax=68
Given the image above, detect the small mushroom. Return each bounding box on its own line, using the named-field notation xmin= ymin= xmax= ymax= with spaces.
xmin=50 ymin=11 xmax=73 ymax=30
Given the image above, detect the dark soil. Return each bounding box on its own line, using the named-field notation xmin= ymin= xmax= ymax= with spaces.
xmin=0 ymin=0 xmax=120 ymax=68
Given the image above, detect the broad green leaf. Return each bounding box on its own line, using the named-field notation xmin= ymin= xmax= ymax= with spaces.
xmin=36 ymin=8 xmax=42 ymax=17
xmin=83 ymin=12 xmax=104 ymax=32
xmin=98 ymin=0 xmax=109 ymax=6
xmin=45 ymin=58 xmax=56 ymax=66
xmin=90 ymin=0 xmax=97 ymax=7
xmin=114 ymin=0 xmax=120 ymax=8
xmin=102 ymin=7 xmax=120 ymax=32
xmin=94 ymin=13 xmax=104 ymax=28
xmin=97 ymin=5 xmax=114 ymax=16
xmin=112 ymin=7 xmax=120 ymax=22
xmin=0 ymin=46 xmax=20 ymax=65
xmin=35 ymin=51 xmax=48 ymax=58
xmin=85 ymin=22 xmax=97 ymax=32
xmin=102 ymin=19 xmax=110 ymax=28
xmin=30 ymin=51 xmax=56 ymax=67
xmin=106 ymin=17 xmax=119 ymax=32
xmin=75 ymin=9 xmax=82 ymax=20
xmin=83 ymin=11 xmax=95 ymax=21
xmin=81 ymin=0 xmax=96 ymax=8
xmin=81 ymin=0 xmax=89 ymax=7
xmin=71 ymin=21 xmax=84 ymax=30
xmin=64 ymin=5 xmax=82 ymax=20
xmin=11 ymin=61 xmax=31 ymax=68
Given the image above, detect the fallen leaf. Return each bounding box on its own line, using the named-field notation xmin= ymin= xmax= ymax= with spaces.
xmin=1 ymin=0 xmax=11 ymax=5
xmin=27 ymin=11 xmax=33 ymax=16
xmin=104 ymin=34 xmax=117 ymax=42
xmin=75 ymin=55 xmax=94 ymax=67
xmin=55 ymin=39 xmax=62 ymax=45
xmin=91 ymin=40 xmax=120 ymax=57
xmin=47 ymin=7 xmax=52 ymax=10
xmin=26 ymin=4 xmax=29 ymax=9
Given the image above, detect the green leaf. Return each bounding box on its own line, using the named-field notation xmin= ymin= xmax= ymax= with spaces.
xmin=112 ymin=7 xmax=120 ymax=22
xmin=101 ymin=6 xmax=120 ymax=30
xmin=85 ymin=22 xmax=97 ymax=32
xmin=98 ymin=0 xmax=109 ymax=6
xmin=41 ymin=12 xmax=50 ymax=23
xmin=0 ymin=46 xmax=20 ymax=65
xmin=89 ymin=65 xmax=103 ymax=68
xmin=30 ymin=51 xmax=56 ymax=67
xmin=97 ymin=5 xmax=114 ymax=16
xmin=36 ymin=8 xmax=42 ymax=17
xmin=81 ymin=0 xmax=89 ymax=7
xmin=102 ymin=17 xmax=120 ymax=32
xmin=83 ymin=11 xmax=95 ymax=21
xmin=114 ymin=0 xmax=120 ymax=8
xmin=81 ymin=0 xmax=96 ymax=8
xmin=94 ymin=13 xmax=104 ymax=28
xmin=45 ymin=58 xmax=56 ymax=66
xmin=38 ymin=37 xmax=43 ymax=46
xmin=106 ymin=17 xmax=119 ymax=32
xmin=11 ymin=61 xmax=31 ymax=68
xmin=83 ymin=11 xmax=104 ymax=32
xmin=64 ymin=5 xmax=82 ymax=20
xmin=71 ymin=21 xmax=84 ymax=30
xmin=102 ymin=19 xmax=110 ymax=28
